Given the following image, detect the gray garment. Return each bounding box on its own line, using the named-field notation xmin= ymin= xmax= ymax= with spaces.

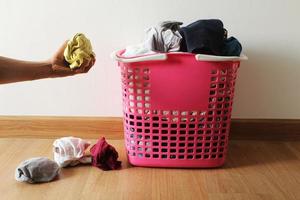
xmin=144 ymin=21 xmax=183 ymax=52
xmin=123 ymin=21 xmax=183 ymax=57
xmin=160 ymin=21 xmax=183 ymax=32
xmin=15 ymin=157 xmax=60 ymax=184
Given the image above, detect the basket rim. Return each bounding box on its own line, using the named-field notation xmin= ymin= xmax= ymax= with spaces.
xmin=111 ymin=49 xmax=248 ymax=63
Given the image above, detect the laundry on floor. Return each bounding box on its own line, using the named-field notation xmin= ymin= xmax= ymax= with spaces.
xmin=122 ymin=19 xmax=242 ymax=57
xmin=90 ymin=137 xmax=122 ymax=171
xmin=15 ymin=157 xmax=60 ymax=184
xmin=15 ymin=136 xmax=121 ymax=184
xmin=53 ymin=136 xmax=91 ymax=167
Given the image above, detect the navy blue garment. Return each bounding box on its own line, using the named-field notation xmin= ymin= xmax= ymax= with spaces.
xmin=222 ymin=37 xmax=242 ymax=56
xmin=179 ymin=19 xmax=226 ymax=55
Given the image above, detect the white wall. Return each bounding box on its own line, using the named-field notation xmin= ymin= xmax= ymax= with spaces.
xmin=0 ymin=0 xmax=300 ymax=118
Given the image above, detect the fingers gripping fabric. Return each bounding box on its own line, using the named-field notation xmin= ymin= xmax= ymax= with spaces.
xmin=64 ymin=33 xmax=95 ymax=69
xmin=53 ymin=137 xmax=91 ymax=167
xmin=15 ymin=157 xmax=60 ymax=184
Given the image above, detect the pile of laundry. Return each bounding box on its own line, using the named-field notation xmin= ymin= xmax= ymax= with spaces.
xmin=15 ymin=137 xmax=121 ymax=184
xmin=123 ymin=19 xmax=242 ymax=57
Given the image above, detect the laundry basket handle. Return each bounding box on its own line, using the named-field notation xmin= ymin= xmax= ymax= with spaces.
xmin=111 ymin=50 xmax=167 ymax=63
xmin=195 ymin=54 xmax=248 ymax=62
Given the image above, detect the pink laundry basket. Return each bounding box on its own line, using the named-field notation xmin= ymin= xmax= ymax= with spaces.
xmin=112 ymin=50 xmax=247 ymax=168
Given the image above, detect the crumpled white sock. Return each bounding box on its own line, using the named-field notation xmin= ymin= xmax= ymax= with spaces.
xmin=53 ymin=137 xmax=91 ymax=167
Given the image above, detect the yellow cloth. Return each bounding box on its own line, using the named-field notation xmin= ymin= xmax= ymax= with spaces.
xmin=64 ymin=33 xmax=95 ymax=69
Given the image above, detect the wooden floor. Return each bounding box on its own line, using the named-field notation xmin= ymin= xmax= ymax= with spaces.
xmin=0 ymin=138 xmax=299 ymax=200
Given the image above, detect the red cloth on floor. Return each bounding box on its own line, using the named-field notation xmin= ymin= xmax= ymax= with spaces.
xmin=90 ymin=137 xmax=121 ymax=170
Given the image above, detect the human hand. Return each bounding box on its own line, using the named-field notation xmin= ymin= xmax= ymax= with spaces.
xmin=49 ymin=41 xmax=96 ymax=78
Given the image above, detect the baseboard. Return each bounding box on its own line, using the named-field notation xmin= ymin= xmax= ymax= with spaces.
xmin=230 ymin=119 xmax=300 ymax=140
xmin=0 ymin=116 xmax=123 ymax=139
xmin=0 ymin=116 xmax=299 ymax=140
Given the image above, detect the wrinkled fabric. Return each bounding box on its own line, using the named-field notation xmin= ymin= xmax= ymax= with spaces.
xmin=144 ymin=21 xmax=182 ymax=52
xmin=222 ymin=37 xmax=242 ymax=56
xmin=122 ymin=43 xmax=155 ymax=57
xmin=64 ymin=33 xmax=95 ymax=69
xmin=123 ymin=21 xmax=183 ymax=57
xmin=179 ymin=19 xmax=226 ymax=55
xmin=53 ymin=137 xmax=91 ymax=167
xmin=15 ymin=157 xmax=59 ymax=184
xmin=179 ymin=19 xmax=242 ymax=56
xmin=90 ymin=137 xmax=121 ymax=170
xmin=160 ymin=21 xmax=183 ymax=32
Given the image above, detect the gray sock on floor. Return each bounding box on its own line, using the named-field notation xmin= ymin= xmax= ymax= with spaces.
xmin=15 ymin=157 xmax=60 ymax=184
